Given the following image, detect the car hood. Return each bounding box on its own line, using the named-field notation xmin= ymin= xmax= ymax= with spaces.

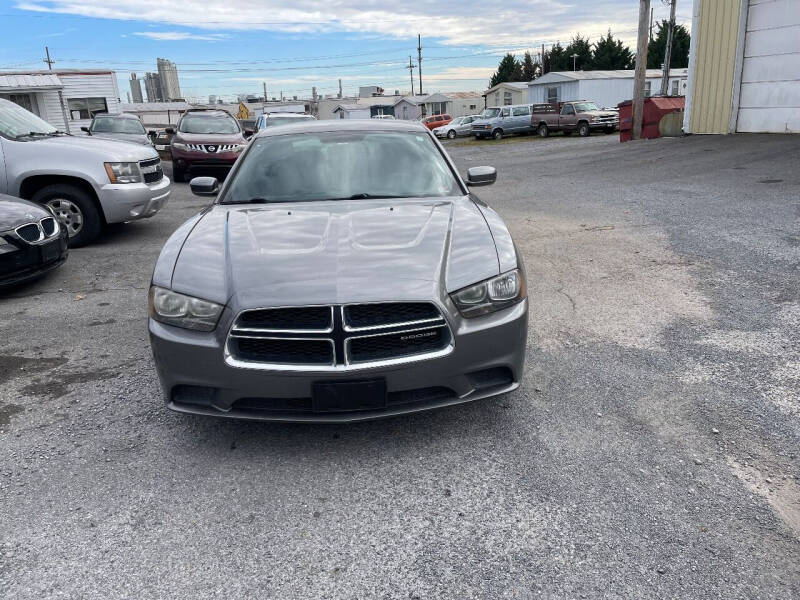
xmin=584 ymin=110 xmax=618 ymax=118
xmin=23 ymin=134 xmax=159 ymax=162
xmin=169 ymin=197 xmax=502 ymax=307
xmin=173 ymin=131 xmax=246 ymax=144
xmin=89 ymin=132 xmax=152 ymax=146
xmin=0 ymin=194 xmax=52 ymax=230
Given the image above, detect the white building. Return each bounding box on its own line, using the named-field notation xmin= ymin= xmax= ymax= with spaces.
xmin=0 ymin=69 xmax=120 ymax=134
xmin=483 ymin=82 xmax=529 ymax=107
xmin=118 ymin=101 xmax=191 ymax=126
xmin=392 ymin=93 xmax=452 ymax=120
xmin=332 ymin=103 xmax=372 ymax=120
xmin=527 ymin=69 xmax=689 ymax=109
xmin=322 ymin=95 xmax=401 ymax=120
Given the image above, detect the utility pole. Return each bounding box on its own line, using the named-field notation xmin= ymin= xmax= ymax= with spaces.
xmin=407 ymin=56 xmax=416 ymax=96
xmin=541 ymin=43 xmax=547 ymax=74
xmin=338 ymin=78 xmax=342 ymax=99
xmin=632 ymin=0 xmax=651 ymax=140
xmin=417 ymin=34 xmax=423 ymax=96
xmin=263 ymin=81 xmax=267 ymax=102
xmin=43 ymin=46 xmax=54 ymax=69
xmin=660 ymin=0 xmax=677 ymax=96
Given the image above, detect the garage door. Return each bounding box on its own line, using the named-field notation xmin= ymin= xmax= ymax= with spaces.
xmin=737 ymin=0 xmax=800 ymax=132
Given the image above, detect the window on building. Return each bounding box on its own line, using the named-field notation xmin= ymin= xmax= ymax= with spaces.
xmin=67 ymin=97 xmax=108 ymax=120
xmin=503 ymin=91 xmax=513 ymax=105
xmin=0 ymin=93 xmax=37 ymax=115
xmin=429 ymin=101 xmax=447 ymax=115
xmin=546 ymin=87 xmax=559 ymax=104
xmin=670 ymin=79 xmax=679 ymax=96
xmin=494 ymin=92 xmax=500 ymax=105
xmin=644 ymin=81 xmax=652 ymax=97
xmin=469 ymin=104 xmax=477 ymax=110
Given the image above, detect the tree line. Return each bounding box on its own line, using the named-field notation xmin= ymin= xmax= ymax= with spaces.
xmin=489 ymin=22 xmax=691 ymax=88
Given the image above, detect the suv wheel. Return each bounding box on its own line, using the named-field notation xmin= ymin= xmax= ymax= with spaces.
xmin=578 ymin=122 xmax=590 ymax=137
xmin=538 ymin=123 xmax=549 ymax=137
xmin=493 ymin=129 xmax=503 ymax=140
xmin=33 ymin=184 xmax=102 ymax=247
xmin=447 ymin=129 xmax=456 ymax=139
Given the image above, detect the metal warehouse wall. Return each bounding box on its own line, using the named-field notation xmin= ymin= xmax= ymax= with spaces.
xmin=686 ymin=0 xmax=743 ymax=133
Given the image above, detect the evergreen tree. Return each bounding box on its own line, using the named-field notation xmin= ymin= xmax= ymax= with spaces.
xmin=490 ymin=53 xmax=524 ymax=87
xmin=592 ymin=30 xmax=634 ymax=69
xmin=647 ymin=20 xmax=691 ymax=69
xmin=521 ymin=51 xmax=539 ymax=81
xmin=564 ymin=34 xmax=592 ymax=71
xmin=544 ymin=42 xmax=568 ymax=73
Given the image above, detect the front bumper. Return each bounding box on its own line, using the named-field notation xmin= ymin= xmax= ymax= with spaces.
xmin=171 ymin=148 xmax=241 ymax=173
xmin=149 ymin=299 xmax=528 ymax=422
xmin=99 ymin=175 xmax=171 ymax=224
xmin=0 ymin=232 xmax=68 ymax=289
xmin=589 ymin=120 xmax=618 ymax=130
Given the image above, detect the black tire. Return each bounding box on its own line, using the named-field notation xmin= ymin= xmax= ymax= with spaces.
xmin=538 ymin=123 xmax=549 ymax=137
xmin=32 ymin=183 xmax=102 ymax=247
xmin=578 ymin=122 xmax=590 ymax=137
xmin=447 ymin=129 xmax=456 ymax=139
xmin=492 ymin=129 xmax=503 ymax=140
xmin=172 ymin=163 xmax=186 ymax=183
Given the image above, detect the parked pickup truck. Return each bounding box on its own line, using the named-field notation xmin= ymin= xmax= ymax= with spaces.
xmin=0 ymin=98 xmax=170 ymax=246
xmin=531 ymin=101 xmax=619 ymax=137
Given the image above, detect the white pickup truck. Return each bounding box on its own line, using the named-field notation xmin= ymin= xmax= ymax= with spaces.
xmin=0 ymin=98 xmax=171 ymax=246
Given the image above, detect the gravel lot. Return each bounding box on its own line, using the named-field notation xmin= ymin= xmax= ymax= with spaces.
xmin=1 ymin=132 xmax=799 ymax=599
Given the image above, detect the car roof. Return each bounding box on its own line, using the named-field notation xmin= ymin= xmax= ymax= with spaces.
xmin=181 ymin=109 xmax=234 ymax=118
xmin=252 ymin=118 xmax=429 ymax=139
xmin=94 ymin=113 xmax=139 ymax=120
xmin=265 ymin=113 xmax=313 ymax=117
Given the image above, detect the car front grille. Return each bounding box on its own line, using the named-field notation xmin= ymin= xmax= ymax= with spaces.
xmin=226 ymin=302 xmax=453 ymax=370
xmin=594 ymin=115 xmax=619 ymax=124
xmin=139 ymin=157 xmax=164 ymax=184
xmin=184 ymin=143 xmax=239 ymax=153
xmin=14 ymin=217 xmax=60 ymax=244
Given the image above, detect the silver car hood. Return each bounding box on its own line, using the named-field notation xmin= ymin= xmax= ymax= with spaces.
xmin=167 ymin=197 xmax=506 ymax=307
xmin=89 ymin=132 xmax=151 ymax=146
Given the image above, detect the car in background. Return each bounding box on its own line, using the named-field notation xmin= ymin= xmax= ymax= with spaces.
xmin=0 ymin=193 xmax=68 ymax=288
xmin=81 ymin=113 xmax=154 ymax=146
xmin=471 ymin=104 xmax=533 ymax=140
xmin=531 ymin=101 xmax=619 ymax=137
xmin=433 ymin=115 xmax=481 ymax=139
xmin=254 ymin=113 xmax=316 ymax=131
xmin=420 ymin=113 xmax=452 ymax=130
xmin=0 ymin=98 xmax=170 ymax=247
xmin=168 ymin=109 xmax=251 ymax=182
xmin=149 ymin=120 xmax=527 ymax=422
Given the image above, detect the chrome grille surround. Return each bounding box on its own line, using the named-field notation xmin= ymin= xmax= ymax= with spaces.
xmin=225 ymin=302 xmax=454 ymax=371
xmin=14 ymin=217 xmax=60 ymax=244
xmin=184 ymin=143 xmax=239 ymax=153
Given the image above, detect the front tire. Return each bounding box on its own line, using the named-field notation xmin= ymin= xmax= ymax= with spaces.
xmin=578 ymin=122 xmax=590 ymax=137
xmin=492 ymin=129 xmax=503 ymax=140
xmin=447 ymin=129 xmax=456 ymax=139
xmin=33 ymin=184 xmax=102 ymax=247
xmin=538 ymin=123 xmax=549 ymax=137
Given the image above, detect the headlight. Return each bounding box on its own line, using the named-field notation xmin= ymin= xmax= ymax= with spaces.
xmin=172 ymin=142 xmax=189 ymax=151
xmin=450 ymin=269 xmax=525 ymax=318
xmin=148 ymin=286 xmax=224 ymax=331
xmin=104 ymin=162 xmax=142 ymax=184
xmin=590 ymin=116 xmax=599 ymax=122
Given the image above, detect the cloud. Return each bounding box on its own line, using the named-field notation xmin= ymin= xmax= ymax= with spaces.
xmin=133 ymin=31 xmax=229 ymax=41
xmin=16 ymin=0 xmax=661 ymax=47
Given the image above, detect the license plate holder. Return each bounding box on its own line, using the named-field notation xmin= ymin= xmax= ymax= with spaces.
xmin=312 ymin=379 xmax=387 ymax=413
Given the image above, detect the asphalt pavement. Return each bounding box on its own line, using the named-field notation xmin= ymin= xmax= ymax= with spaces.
xmin=1 ymin=132 xmax=799 ymax=599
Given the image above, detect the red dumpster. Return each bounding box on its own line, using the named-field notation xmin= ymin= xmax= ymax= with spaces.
xmin=618 ymin=96 xmax=685 ymax=142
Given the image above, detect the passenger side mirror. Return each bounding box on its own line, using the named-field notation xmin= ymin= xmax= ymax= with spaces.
xmin=80 ymin=126 xmax=90 ymax=133
xmin=189 ymin=176 xmax=219 ymax=197
xmin=466 ymin=166 xmax=497 ymax=187
xmin=244 ymin=128 xmax=254 ymax=138
xmin=165 ymin=127 xmax=175 ymax=135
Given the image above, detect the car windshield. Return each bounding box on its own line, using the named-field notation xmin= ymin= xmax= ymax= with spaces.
xmin=179 ymin=114 xmax=239 ymax=134
xmin=222 ymin=130 xmax=462 ymax=204
xmin=91 ymin=116 xmax=146 ymax=134
xmin=0 ymin=99 xmax=58 ymax=139
xmin=263 ymin=115 xmax=314 ymax=128
xmin=480 ymin=108 xmax=501 ymax=119
xmin=451 ymin=117 xmax=463 ymax=125
xmin=573 ymin=102 xmax=600 ymax=112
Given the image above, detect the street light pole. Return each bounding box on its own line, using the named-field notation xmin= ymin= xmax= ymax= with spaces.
xmin=572 ymin=53 xmax=579 ymax=71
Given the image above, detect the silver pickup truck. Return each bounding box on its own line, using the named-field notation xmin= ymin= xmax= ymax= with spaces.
xmin=0 ymin=99 xmax=171 ymax=246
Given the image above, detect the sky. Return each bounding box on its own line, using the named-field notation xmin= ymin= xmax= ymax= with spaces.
xmin=0 ymin=0 xmax=690 ymax=102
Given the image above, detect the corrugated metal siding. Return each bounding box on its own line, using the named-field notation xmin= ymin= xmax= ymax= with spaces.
xmin=59 ymin=73 xmax=120 ymax=133
xmin=737 ymin=0 xmax=800 ymax=132
xmin=689 ymin=0 xmax=742 ymax=133
xmin=37 ymin=90 xmax=67 ymax=131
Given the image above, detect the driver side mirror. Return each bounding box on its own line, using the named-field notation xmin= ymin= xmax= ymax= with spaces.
xmin=189 ymin=176 xmax=219 ymax=197
xmin=466 ymin=166 xmax=497 ymax=187
xmin=80 ymin=126 xmax=90 ymax=133
xmin=244 ymin=128 xmax=254 ymax=138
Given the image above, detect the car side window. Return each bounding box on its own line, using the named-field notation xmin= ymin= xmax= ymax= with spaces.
xmin=562 ymin=104 xmax=575 ymax=115
xmin=501 ymin=108 xmax=510 ymax=118
xmin=512 ymin=106 xmax=530 ymax=116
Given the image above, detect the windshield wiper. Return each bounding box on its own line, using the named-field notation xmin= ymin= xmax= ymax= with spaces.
xmin=223 ymin=197 xmax=271 ymax=205
xmin=345 ymin=193 xmax=408 ymax=200
xmin=14 ymin=131 xmax=58 ymax=139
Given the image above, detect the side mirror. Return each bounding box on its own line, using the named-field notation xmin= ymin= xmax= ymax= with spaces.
xmin=148 ymin=130 xmax=156 ymax=137
xmin=165 ymin=127 xmax=175 ymax=135
xmin=244 ymin=128 xmax=254 ymax=137
xmin=189 ymin=176 xmax=219 ymax=197
xmin=80 ymin=126 xmax=90 ymax=133
xmin=466 ymin=166 xmax=497 ymax=187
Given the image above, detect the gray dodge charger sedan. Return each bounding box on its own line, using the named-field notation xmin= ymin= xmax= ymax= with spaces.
xmin=149 ymin=120 xmax=527 ymax=422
